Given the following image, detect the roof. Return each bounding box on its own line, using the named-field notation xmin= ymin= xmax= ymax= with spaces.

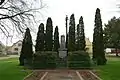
xmin=11 ymin=40 xmax=22 ymax=47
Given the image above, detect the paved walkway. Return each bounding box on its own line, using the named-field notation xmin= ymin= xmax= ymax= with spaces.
xmin=24 ymin=70 xmax=102 ymax=80
xmin=43 ymin=70 xmax=80 ymax=80
xmin=0 ymin=55 xmax=19 ymax=60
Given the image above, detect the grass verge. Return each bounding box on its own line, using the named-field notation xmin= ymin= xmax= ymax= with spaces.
xmin=96 ymin=56 xmax=120 ymax=80
xmin=0 ymin=58 xmax=31 ymax=80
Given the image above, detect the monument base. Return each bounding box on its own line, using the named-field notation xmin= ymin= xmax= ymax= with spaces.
xmin=58 ymin=48 xmax=67 ymax=58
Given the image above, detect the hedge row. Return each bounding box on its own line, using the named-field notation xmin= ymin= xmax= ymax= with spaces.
xmin=32 ymin=51 xmax=57 ymax=69
xmin=32 ymin=51 xmax=91 ymax=69
xmin=68 ymin=51 xmax=91 ymax=69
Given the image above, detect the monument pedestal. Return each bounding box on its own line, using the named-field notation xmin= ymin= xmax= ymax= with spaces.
xmin=57 ymin=35 xmax=68 ymax=68
xmin=58 ymin=48 xmax=67 ymax=58
xmin=58 ymin=35 xmax=67 ymax=59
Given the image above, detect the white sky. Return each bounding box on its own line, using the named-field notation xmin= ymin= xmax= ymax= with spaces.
xmin=42 ymin=0 xmax=120 ymax=41
xmin=0 ymin=0 xmax=120 ymax=46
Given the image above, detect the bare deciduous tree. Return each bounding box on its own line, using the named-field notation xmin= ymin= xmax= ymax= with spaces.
xmin=0 ymin=0 xmax=46 ymax=37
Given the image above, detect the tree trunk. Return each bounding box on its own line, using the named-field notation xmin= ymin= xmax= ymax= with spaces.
xmin=115 ymin=48 xmax=119 ymax=56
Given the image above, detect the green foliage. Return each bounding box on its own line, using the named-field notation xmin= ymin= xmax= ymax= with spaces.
xmin=104 ymin=17 xmax=120 ymax=56
xmin=35 ymin=23 xmax=45 ymax=52
xmin=53 ymin=26 xmax=60 ymax=51
xmin=93 ymin=8 xmax=106 ymax=65
xmin=68 ymin=14 xmax=76 ymax=51
xmin=45 ymin=17 xmax=53 ymax=51
xmin=19 ymin=28 xmax=33 ymax=66
xmin=76 ymin=16 xmax=86 ymax=51
xmin=68 ymin=51 xmax=91 ymax=69
xmin=33 ymin=51 xmax=57 ymax=69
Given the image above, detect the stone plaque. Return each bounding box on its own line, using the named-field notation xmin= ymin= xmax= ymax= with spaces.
xmin=59 ymin=51 xmax=67 ymax=58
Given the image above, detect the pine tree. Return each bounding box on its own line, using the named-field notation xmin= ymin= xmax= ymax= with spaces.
xmin=45 ymin=17 xmax=53 ymax=51
xmin=93 ymin=8 xmax=106 ymax=65
xmin=78 ymin=16 xmax=86 ymax=51
xmin=68 ymin=14 xmax=76 ymax=51
xmin=35 ymin=23 xmax=44 ymax=52
xmin=19 ymin=28 xmax=33 ymax=66
xmin=53 ymin=26 xmax=60 ymax=51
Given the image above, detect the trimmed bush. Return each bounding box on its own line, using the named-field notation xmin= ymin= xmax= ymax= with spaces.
xmin=33 ymin=51 xmax=57 ymax=69
xmin=68 ymin=51 xmax=91 ymax=69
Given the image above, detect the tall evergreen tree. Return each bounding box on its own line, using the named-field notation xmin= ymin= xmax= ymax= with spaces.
xmin=76 ymin=24 xmax=80 ymax=50
xmin=19 ymin=28 xmax=33 ymax=65
xmin=93 ymin=8 xmax=106 ymax=65
xmin=45 ymin=17 xmax=53 ymax=51
xmin=53 ymin=26 xmax=60 ymax=51
xmin=35 ymin=23 xmax=44 ymax=52
xmin=68 ymin=14 xmax=76 ymax=51
xmin=77 ymin=16 xmax=86 ymax=51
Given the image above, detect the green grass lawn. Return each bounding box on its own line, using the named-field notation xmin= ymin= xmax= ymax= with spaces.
xmin=0 ymin=58 xmax=31 ymax=80
xmin=96 ymin=56 xmax=120 ymax=80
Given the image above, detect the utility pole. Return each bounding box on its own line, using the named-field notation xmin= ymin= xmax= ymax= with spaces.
xmin=65 ymin=15 xmax=68 ymax=49
xmin=65 ymin=15 xmax=69 ymax=68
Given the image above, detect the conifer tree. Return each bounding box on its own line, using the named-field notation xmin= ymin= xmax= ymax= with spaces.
xmin=53 ymin=26 xmax=60 ymax=51
xmin=35 ymin=23 xmax=44 ymax=52
xmin=68 ymin=14 xmax=76 ymax=51
xmin=19 ymin=28 xmax=33 ymax=65
xmin=78 ymin=16 xmax=86 ymax=51
xmin=45 ymin=17 xmax=53 ymax=51
xmin=93 ymin=8 xmax=106 ymax=65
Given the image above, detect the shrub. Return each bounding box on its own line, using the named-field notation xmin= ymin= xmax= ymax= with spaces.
xmin=33 ymin=51 xmax=57 ymax=69
xmin=68 ymin=51 xmax=91 ymax=69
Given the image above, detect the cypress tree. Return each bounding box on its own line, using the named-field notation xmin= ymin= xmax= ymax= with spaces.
xmin=93 ymin=8 xmax=106 ymax=65
xmin=53 ymin=26 xmax=60 ymax=51
xmin=19 ymin=28 xmax=33 ymax=66
xmin=68 ymin=14 xmax=76 ymax=51
xmin=76 ymin=24 xmax=80 ymax=50
xmin=35 ymin=23 xmax=44 ymax=52
xmin=78 ymin=16 xmax=86 ymax=51
xmin=45 ymin=17 xmax=53 ymax=51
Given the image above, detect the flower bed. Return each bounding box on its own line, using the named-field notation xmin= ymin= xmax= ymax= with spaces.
xmin=79 ymin=70 xmax=99 ymax=80
xmin=92 ymin=70 xmax=100 ymax=77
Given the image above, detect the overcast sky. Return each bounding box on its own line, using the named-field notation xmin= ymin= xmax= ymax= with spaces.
xmin=41 ymin=0 xmax=120 ymax=41
xmin=0 ymin=0 xmax=120 ymax=46
xmin=42 ymin=0 xmax=119 ymax=41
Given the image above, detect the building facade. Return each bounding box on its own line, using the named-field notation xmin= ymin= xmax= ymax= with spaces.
xmin=85 ymin=38 xmax=92 ymax=53
xmin=7 ymin=40 xmax=22 ymax=55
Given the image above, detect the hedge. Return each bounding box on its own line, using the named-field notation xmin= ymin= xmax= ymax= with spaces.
xmin=68 ymin=51 xmax=91 ymax=69
xmin=32 ymin=51 xmax=57 ymax=69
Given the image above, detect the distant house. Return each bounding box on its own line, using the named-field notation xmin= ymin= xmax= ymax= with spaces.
xmin=85 ymin=38 xmax=92 ymax=53
xmin=7 ymin=40 xmax=22 ymax=55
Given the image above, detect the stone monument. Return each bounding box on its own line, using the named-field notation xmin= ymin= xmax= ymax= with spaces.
xmin=58 ymin=35 xmax=67 ymax=58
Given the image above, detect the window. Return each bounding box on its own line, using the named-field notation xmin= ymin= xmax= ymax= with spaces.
xmin=18 ymin=43 xmax=22 ymax=46
xmin=14 ymin=48 xmax=18 ymax=51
